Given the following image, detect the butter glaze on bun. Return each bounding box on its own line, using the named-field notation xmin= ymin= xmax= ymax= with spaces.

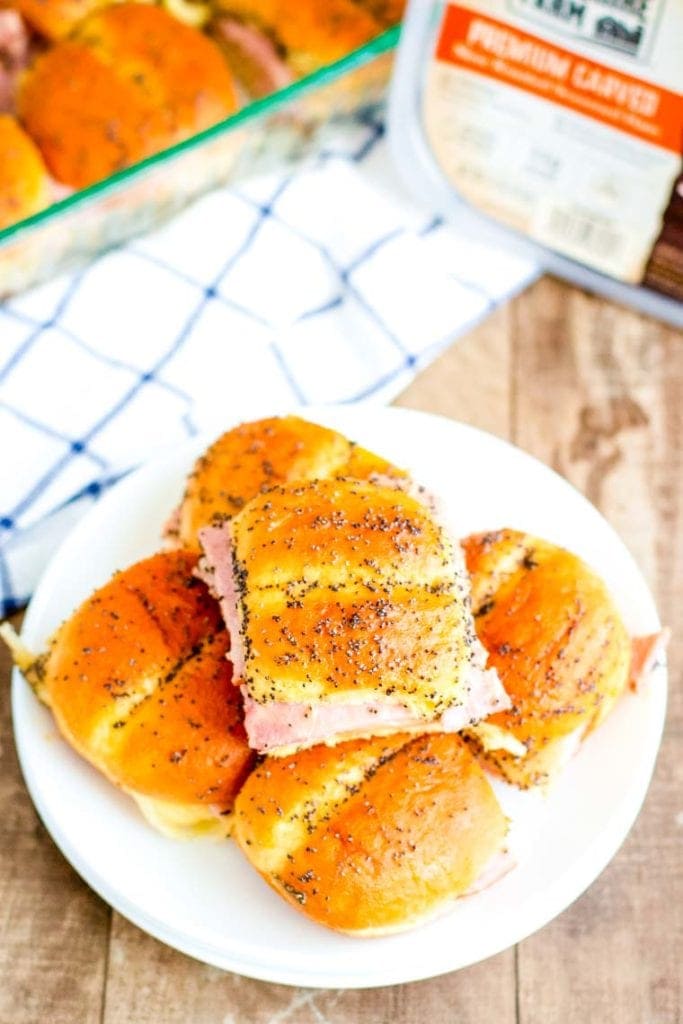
xmin=234 ymin=732 xmax=508 ymax=935
xmin=463 ymin=529 xmax=632 ymax=788
xmin=27 ymin=550 xmax=254 ymax=837
xmin=18 ymin=4 xmax=237 ymax=188
xmin=197 ymin=478 xmax=509 ymax=755
xmin=173 ymin=415 xmax=406 ymax=551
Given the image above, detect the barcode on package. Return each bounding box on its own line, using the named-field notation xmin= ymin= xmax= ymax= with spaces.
xmin=543 ymin=206 xmax=622 ymax=260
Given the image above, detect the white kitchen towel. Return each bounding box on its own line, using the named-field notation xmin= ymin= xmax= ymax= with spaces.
xmin=0 ymin=112 xmax=536 ymax=615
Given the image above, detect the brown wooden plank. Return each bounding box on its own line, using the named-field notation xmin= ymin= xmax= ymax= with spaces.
xmin=0 ymin=611 xmax=110 ymax=1024
xmin=103 ymin=914 xmax=515 ymax=1024
xmin=100 ymin=305 xmax=518 ymax=1023
xmin=510 ymin=277 xmax=683 ymax=1024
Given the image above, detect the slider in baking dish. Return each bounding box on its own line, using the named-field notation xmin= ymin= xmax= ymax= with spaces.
xmin=211 ymin=0 xmax=386 ymax=94
xmin=17 ymin=3 xmax=239 ymax=188
xmin=0 ymin=0 xmax=404 ymax=236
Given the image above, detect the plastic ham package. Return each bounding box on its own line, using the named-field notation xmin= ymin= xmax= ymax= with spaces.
xmin=389 ymin=0 xmax=683 ymax=325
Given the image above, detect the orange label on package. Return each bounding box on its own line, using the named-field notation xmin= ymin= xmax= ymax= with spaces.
xmin=435 ymin=5 xmax=683 ymax=154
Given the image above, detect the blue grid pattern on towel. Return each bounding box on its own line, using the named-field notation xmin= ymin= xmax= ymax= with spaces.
xmin=0 ymin=112 xmax=536 ymax=615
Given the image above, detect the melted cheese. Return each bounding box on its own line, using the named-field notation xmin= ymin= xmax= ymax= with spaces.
xmin=468 ymin=721 xmax=527 ymax=758
xmin=131 ymin=793 xmax=234 ymax=839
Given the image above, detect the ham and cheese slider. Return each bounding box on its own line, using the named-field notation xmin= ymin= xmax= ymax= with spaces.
xmin=463 ymin=529 xmax=667 ymax=788
xmin=197 ymin=478 xmax=510 ymax=755
xmin=171 ymin=414 xmax=407 ymax=551
xmin=2 ymin=550 xmax=253 ymax=837
xmin=18 ymin=3 xmax=238 ymax=188
xmin=210 ymin=0 xmax=382 ymax=97
xmin=234 ymin=732 xmax=508 ymax=935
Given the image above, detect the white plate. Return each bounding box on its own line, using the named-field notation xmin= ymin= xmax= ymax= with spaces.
xmin=12 ymin=406 xmax=666 ymax=988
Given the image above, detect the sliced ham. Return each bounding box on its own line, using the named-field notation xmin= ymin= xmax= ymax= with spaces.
xmin=240 ymin=660 xmax=508 ymax=755
xmin=0 ymin=10 xmax=31 ymax=113
xmin=196 ymin=520 xmax=245 ymax=679
xmin=629 ymin=629 xmax=669 ymax=692
xmin=212 ymin=16 xmax=293 ymax=98
xmin=464 ymin=846 xmax=516 ymax=896
xmin=198 ymin=521 xmax=510 ymax=741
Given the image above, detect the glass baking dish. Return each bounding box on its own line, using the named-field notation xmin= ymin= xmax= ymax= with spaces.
xmin=0 ymin=24 xmax=399 ymax=299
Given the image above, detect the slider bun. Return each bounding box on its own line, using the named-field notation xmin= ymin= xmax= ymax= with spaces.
xmin=175 ymin=415 xmax=405 ymax=549
xmin=0 ymin=114 xmax=50 ymax=229
xmin=9 ymin=0 xmax=109 ymax=40
xmin=18 ymin=3 xmax=237 ymax=187
xmin=37 ymin=550 xmax=253 ymax=837
xmin=234 ymin=733 xmax=507 ymax=935
xmin=463 ymin=529 xmax=631 ymax=787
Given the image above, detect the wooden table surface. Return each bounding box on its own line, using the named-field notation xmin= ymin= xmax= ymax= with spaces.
xmin=1 ymin=277 xmax=681 ymax=1024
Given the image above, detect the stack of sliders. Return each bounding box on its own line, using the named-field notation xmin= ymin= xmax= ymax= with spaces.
xmin=2 ymin=415 xmax=667 ymax=936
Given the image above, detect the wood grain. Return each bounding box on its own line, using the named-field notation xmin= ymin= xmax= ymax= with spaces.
xmin=510 ymin=278 xmax=682 ymax=1024
xmin=101 ymin=914 xmax=515 ymax=1024
xmin=0 ymin=612 xmax=110 ymax=1024
xmin=1 ymin=278 xmax=680 ymax=1023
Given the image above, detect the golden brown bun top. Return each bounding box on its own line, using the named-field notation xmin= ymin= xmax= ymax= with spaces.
xmin=18 ymin=4 xmax=237 ymax=188
xmin=42 ymin=549 xmax=253 ymax=809
xmin=230 ymin=476 xmax=451 ymax=594
xmin=225 ymin=476 xmax=494 ymax=719
xmin=176 ymin=415 xmax=406 ymax=550
xmin=0 ymin=114 xmax=50 ymax=230
xmin=212 ymin=0 xmax=381 ymax=75
xmin=463 ymin=528 xmax=631 ymax=786
xmin=234 ymin=732 xmax=507 ymax=934
xmin=8 ymin=0 xmax=109 ymax=40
